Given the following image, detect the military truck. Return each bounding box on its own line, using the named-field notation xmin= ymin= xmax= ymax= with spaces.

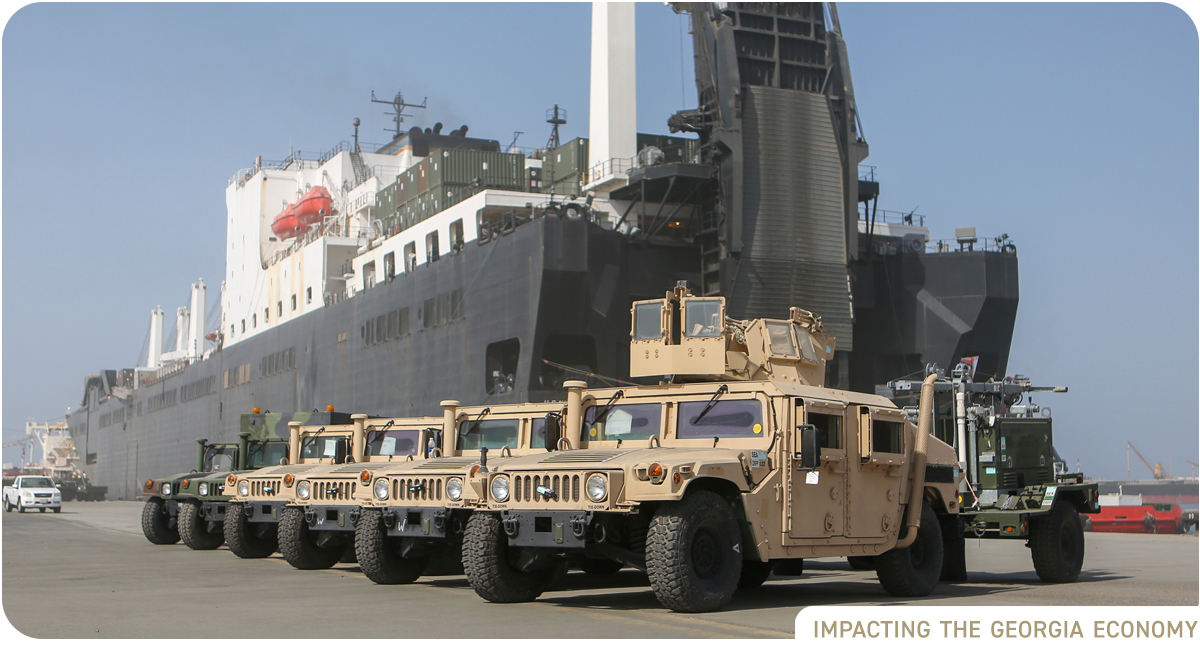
xmin=221 ymin=411 xmax=352 ymax=558
xmin=878 ymin=371 xmax=1098 ymax=583
xmin=140 ymin=412 xmax=322 ymax=549
xmin=461 ymin=285 xmax=963 ymax=613
xmin=350 ymin=399 xmax=583 ymax=585
xmin=276 ymin=414 xmax=441 ymax=570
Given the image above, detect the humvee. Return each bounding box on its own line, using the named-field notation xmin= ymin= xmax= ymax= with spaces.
xmin=462 ymin=285 xmax=962 ymax=613
xmin=222 ymin=411 xmax=352 ymax=558
xmin=878 ymin=371 xmax=1099 ymax=583
xmin=276 ymin=414 xmax=442 ymax=570
xmin=139 ymin=412 xmax=290 ymax=548
xmin=350 ymin=399 xmax=584 ymax=585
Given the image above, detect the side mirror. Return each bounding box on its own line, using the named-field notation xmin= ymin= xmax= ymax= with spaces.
xmin=797 ymin=424 xmax=821 ymax=470
xmin=544 ymin=413 xmax=562 ymax=452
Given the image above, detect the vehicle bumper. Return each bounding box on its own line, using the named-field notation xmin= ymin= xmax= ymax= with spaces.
xmin=380 ymin=506 xmax=452 ymax=539
xmin=21 ymin=498 xmax=61 ymax=508
xmin=500 ymin=510 xmax=593 ymax=548
xmin=301 ymin=504 xmax=360 ymax=532
xmin=240 ymin=500 xmax=287 ymax=523
xmin=199 ymin=501 xmax=230 ymax=523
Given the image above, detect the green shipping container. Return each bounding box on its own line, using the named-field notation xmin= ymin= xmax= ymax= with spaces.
xmin=544 ymin=137 xmax=588 ymax=195
xmin=424 ymin=149 xmax=526 ymax=191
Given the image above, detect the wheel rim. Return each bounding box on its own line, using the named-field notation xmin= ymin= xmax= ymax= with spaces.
xmin=691 ymin=528 xmax=722 ymax=579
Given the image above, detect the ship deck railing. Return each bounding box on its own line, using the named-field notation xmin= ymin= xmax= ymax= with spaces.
xmin=860 ymin=208 xmax=926 ymax=227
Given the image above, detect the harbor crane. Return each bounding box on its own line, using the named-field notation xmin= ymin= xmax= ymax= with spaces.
xmin=1126 ymin=442 xmax=1166 ymax=480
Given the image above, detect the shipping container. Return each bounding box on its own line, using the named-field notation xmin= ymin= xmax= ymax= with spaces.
xmin=544 ymin=138 xmax=588 ymax=195
xmin=424 ymin=149 xmax=526 ymax=191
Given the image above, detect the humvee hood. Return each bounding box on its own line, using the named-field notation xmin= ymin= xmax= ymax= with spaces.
xmin=498 ymin=447 xmax=748 ymax=471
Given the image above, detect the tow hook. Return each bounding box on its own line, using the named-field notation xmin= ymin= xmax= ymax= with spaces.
xmin=570 ymin=516 xmax=588 ymax=539
xmin=304 ymin=509 xmax=317 ymax=526
xmin=348 ymin=509 xmax=359 ymax=526
xmin=382 ymin=510 xmax=397 ymax=528
xmin=433 ymin=511 xmax=446 ymax=531
xmin=502 ymin=515 xmax=520 ymax=537
xmin=243 ymin=504 xmax=255 ymax=519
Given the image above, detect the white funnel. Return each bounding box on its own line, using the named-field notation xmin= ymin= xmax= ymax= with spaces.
xmin=175 ymin=307 xmax=190 ymax=354
xmin=147 ymin=306 xmax=164 ymax=369
xmin=189 ymin=279 xmax=207 ymax=358
xmin=588 ymin=2 xmax=637 ymax=179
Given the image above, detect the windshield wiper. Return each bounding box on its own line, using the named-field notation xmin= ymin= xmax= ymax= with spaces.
xmin=592 ymin=390 xmax=626 ymax=424
xmin=690 ymin=384 xmax=729 ymax=426
xmin=461 ymin=408 xmax=492 ymax=437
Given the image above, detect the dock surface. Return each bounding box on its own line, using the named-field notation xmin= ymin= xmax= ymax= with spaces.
xmin=3 ymin=502 xmax=1196 ymax=638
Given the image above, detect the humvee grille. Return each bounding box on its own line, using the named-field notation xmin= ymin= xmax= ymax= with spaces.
xmin=512 ymin=473 xmax=582 ymax=503
xmin=390 ymin=477 xmax=444 ymax=501
xmin=250 ymin=479 xmax=282 ymax=497
xmin=538 ymin=450 xmax=635 ymax=464
xmin=312 ymin=479 xmax=357 ymax=501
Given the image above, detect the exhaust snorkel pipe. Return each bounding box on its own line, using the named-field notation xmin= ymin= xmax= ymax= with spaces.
xmin=895 ymin=372 xmax=938 ymax=549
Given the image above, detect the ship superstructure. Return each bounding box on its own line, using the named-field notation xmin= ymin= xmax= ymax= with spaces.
xmin=64 ymin=3 xmax=1020 ymax=500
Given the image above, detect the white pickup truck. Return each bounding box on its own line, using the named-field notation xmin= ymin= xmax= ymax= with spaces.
xmin=4 ymin=475 xmax=62 ymax=513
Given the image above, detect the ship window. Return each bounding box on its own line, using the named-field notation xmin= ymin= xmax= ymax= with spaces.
xmin=765 ymin=320 xmax=798 ymax=357
xmin=633 ymin=302 xmax=663 ymax=341
xmin=677 ymin=399 xmax=763 ymax=439
xmin=252 ymin=314 xmax=257 ymax=328
xmin=872 ymin=420 xmax=902 ymax=455
xmin=363 ymin=262 xmax=376 ymax=290
xmin=277 ymin=301 xmax=283 ymax=317
xmin=376 ymin=315 xmax=386 ymax=343
xmin=364 ymin=321 xmax=373 ymax=345
xmin=387 ymin=311 xmax=398 ymax=339
xmin=450 ymin=220 xmax=464 ymax=253
xmin=306 ymin=287 xmax=312 ymax=303
xmin=485 ymin=338 xmax=520 ymax=394
xmin=384 ymin=252 xmax=396 ymax=279
xmin=458 ymin=419 xmax=520 ymax=451
xmin=398 ymin=308 xmax=410 ymax=335
xmin=683 ymin=299 xmax=723 ymax=338
xmin=437 ymin=293 xmax=450 ymax=325
xmin=584 ymin=403 xmax=662 ymax=443
xmin=451 ymin=288 xmax=465 ymax=319
xmin=242 ymin=320 xmax=246 ymax=333
xmin=403 ymin=242 xmax=417 ymax=273
xmin=426 ymin=231 xmax=440 ymax=263
xmin=264 ymin=307 xmax=269 ymax=321
xmin=291 ymin=294 xmax=297 ymax=311
xmin=807 ymin=412 xmax=841 ymax=450
xmin=230 ymin=324 xmax=235 ymax=338
xmin=424 ymin=298 xmax=436 ymax=328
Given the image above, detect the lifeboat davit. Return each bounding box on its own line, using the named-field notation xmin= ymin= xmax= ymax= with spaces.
xmin=271 ymin=186 xmax=335 ymax=239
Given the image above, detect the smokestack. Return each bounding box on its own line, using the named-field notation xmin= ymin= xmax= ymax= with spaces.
xmin=175 ymin=307 xmax=190 ymax=354
xmin=189 ymin=279 xmax=207 ymax=358
xmin=588 ymin=2 xmax=637 ymax=182
xmin=148 ymin=306 xmax=164 ymax=369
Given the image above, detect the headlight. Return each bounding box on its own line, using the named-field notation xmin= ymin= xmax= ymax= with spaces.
xmin=237 ymin=481 xmax=249 ymax=497
xmin=161 ymin=483 xmax=172 ymax=496
xmin=446 ymin=478 xmax=463 ymax=501
xmin=198 ymin=483 xmax=209 ymax=496
xmin=297 ymin=481 xmax=311 ymax=500
xmin=490 ymin=475 xmax=510 ymax=502
xmin=586 ymin=473 xmax=608 ymax=502
xmin=373 ymin=479 xmax=389 ymax=501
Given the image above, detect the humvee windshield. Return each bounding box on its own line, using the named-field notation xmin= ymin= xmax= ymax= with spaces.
xmin=300 ymin=435 xmax=349 ymax=460
xmin=366 ymin=429 xmax=420 ymax=457
xmin=684 ymin=299 xmax=722 ymax=338
xmin=584 ymin=403 xmax=661 ymax=442
xmin=634 ymin=302 xmax=662 ymax=341
xmin=677 ymin=399 xmax=763 ymax=439
xmin=458 ymin=419 xmax=519 ymax=451
xmin=530 ymin=418 xmax=550 ymax=449
xmin=248 ymin=442 xmax=289 ymax=468
xmin=203 ymin=445 xmax=239 ymax=472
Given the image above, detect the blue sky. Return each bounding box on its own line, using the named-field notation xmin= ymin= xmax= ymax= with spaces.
xmin=3 ymin=3 xmax=1196 ymax=480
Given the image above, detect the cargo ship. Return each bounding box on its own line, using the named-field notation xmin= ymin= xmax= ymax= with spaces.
xmin=64 ymin=3 xmax=1020 ymax=499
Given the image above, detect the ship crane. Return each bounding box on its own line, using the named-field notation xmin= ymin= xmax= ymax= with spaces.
xmin=1186 ymin=461 xmax=1199 ymax=479
xmin=1127 ymin=441 xmax=1166 ymax=480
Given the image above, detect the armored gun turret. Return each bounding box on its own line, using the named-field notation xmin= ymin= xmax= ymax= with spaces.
xmin=629 ymin=282 xmax=836 ymax=386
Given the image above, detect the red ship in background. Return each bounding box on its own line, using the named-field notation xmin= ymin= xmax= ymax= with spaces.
xmin=1084 ymin=479 xmax=1198 ymax=534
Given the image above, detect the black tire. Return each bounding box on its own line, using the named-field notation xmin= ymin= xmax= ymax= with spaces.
xmin=646 ymin=490 xmax=743 ymax=613
xmin=223 ymin=503 xmax=278 ymax=558
xmin=846 ymin=556 xmax=877 ymax=571
xmin=279 ymin=506 xmax=343 ymax=570
xmin=17 ymin=502 xmax=26 ymax=513
xmin=355 ymin=509 xmax=429 ymax=584
xmin=178 ymin=501 xmax=224 ymax=550
xmin=940 ymin=515 xmax=967 ymax=582
xmin=463 ymin=512 xmax=556 ymax=603
xmin=1030 ymin=501 xmax=1084 ymax=583
xmin=141 ymin=497 xmax=179 ymax=545
xmin=577 ymin=557 xmax=623 ymax=576
xmin=52 ymin=507 xmax=61 ymax=514
xmin=4 ymin=499 xmax=11 ymax=512
xmin=738 ymin=560 xmax=773 ymax=589
xmin=875 ymin=501 xmax=943 ymax=597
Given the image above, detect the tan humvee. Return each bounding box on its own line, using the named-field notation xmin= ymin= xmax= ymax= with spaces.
xmin=224 ymin=421 xmax=360 ymax=559
xmin=276 ymin=415 xmax=443 ymax=569
xmin=462 ymin=285 xmax=960 ymax=613
xmin=349 ymin=398 xmax=585 ymax=585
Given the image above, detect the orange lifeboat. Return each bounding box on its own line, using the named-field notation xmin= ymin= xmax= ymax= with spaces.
xmin=271 ymin=186 xmax=335 ymax=239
